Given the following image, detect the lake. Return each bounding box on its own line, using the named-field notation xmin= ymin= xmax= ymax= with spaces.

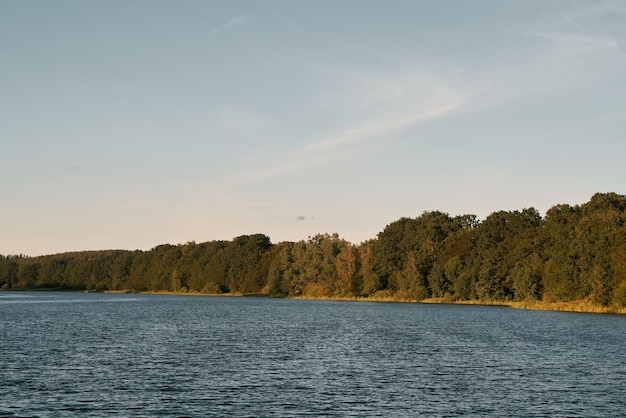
xmin=1 ymin=292 xmax=625 ymax=417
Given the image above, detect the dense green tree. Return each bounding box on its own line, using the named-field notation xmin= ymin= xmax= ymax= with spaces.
xmin=0 ymin=256 xmax=18 ymax=289
xmin=266 ymin=242 xmax=294 ymax=296
xmin=439 ymin=229 xmax=476 ymax=300
xmin=369 ymin=211 xmax=468 ymax=295
xmin=541 ymin=204 xmax=583 ymax=301
xmin=222 ymin=234 xmax=272 ymax=292
xmin=16 ymin=261 xmax=41 ymax=289
xmin=469 ymin=208 xmax=542 ymax=301
xmin=239 ymin=244 xmax=282 ymax=294
xmin=578 ymin=193 xmax=626 ymax=304
xmin=391 ymin=251 xmax=429 ymax=300
xmin=359 ymin=240 xmax=380 ymax=296
xmin=610 ymin=226 xmax=626 ymax=307
xmin=426 ymin=264 xmax=449 ymax=298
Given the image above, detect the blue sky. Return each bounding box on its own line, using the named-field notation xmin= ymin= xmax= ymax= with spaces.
xmin=2 ymin=1 xmax=625 ymax=255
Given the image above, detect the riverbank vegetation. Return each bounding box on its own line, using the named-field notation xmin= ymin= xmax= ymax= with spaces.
xmin=2 ymin=192 xmax=626 ymax=313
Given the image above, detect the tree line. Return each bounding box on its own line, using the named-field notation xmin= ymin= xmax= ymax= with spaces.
xmin=2 ymin=192 xmax=626 ymax=307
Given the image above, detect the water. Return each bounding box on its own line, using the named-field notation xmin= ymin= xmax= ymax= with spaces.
xmin=1 ymin=292 xmax=625 ymax=417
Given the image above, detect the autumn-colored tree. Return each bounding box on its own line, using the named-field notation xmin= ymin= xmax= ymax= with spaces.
xmin=335 ymin=242 xmax=361 ymax=297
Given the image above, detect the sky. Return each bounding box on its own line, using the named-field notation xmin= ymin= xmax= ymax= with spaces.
xmin=2 ymin=0 xmax=626 ymax=256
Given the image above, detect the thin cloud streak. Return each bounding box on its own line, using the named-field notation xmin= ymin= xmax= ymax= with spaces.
xmin=465 ymin=27 xmax=626 ymax=116
xmin=240 ymin=72 xmax=465 ymax=180
xmin=295 ymin=101 xmax=461 ymax=154
xmin=524 ymin=31 xmax=623 ymax=56
xmin=210 ymin=16 xmax=248 ymax=37
xmin=245 ymin=100 xmax=461 ymax=180
xmin=251 ymin=149 xmax=346 ymax=179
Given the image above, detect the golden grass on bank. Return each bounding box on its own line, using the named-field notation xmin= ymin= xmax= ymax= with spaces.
xmin=291 ymin=295 xmax=626 ymax=314
xmin=102 ymin=289 xmax=626 ymax=314
xmin=507 ymin=300 xmax=626 ymax=315
xmin=293 ymin=290 xmax=423 ymax=303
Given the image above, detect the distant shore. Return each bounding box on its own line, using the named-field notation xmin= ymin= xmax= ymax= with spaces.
xmin=293 ymin=295 xmax=626 ymax=315
xmin=98 ymin=289 xmax=626 ymax=315
xmin=4 ymin=288 xmax=623 ymax=314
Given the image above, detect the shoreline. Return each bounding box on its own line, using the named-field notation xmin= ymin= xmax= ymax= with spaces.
xmin=3 ymin=288 xmax=624 ymax=314
xmin=293 ymin=295 xmax=626 ymax=315
xmin=105 ymin=290 xmax=626 ymax=315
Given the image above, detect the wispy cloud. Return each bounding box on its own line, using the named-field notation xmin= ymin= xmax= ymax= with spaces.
xmin=250 ymin=149 xmax=347 ymax=179
xmin=220 ymin=1 xmax=625 ymax=184
xmin=524 ymin=30 xmax=623 ymax=60
xmin=257 ymin=72 xmax=464 ymax=180
xmin=302 ymin=70 xmax=464 ymax=151
xmin=235 ymin=70 xmax=464 ymax=179
xmin=530 ymin=4 xmax=625 ymax=74
xmin=296 ymin=102 xmax=460 ymax=154
xmin=210 ymin=16 xmax=248 ymax=37
xmin=469 ymin=12 xmax=626 ymax=114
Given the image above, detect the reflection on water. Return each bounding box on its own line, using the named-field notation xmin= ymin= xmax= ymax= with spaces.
xmin=1 ymin=292 xmax=625 ymax=417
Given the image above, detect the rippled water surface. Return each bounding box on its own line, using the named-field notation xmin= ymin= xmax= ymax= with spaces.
xmin=1 ymin=292 xmax=626 ymax=417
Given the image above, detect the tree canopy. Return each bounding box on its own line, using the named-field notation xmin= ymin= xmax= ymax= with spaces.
xmin=2 ymin=193 xmax=626 ymax=308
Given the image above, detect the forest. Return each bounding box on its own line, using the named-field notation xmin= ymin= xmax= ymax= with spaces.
xmin=2 ymin=192 xmax=626 ymax=309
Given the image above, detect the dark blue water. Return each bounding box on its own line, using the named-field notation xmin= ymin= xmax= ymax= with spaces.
xmin=1 ymin=292 xmax=625 ymax=417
